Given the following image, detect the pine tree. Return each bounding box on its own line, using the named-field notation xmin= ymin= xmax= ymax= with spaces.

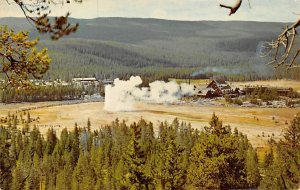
xmin=260 ymin=115 xmax=300 ymax=189
xmin=11 ymin=154 xmax=29 ymax=190
xmin=71 ymin=125 xmax=80 ymax=166
xmin=263 ymin=149 xmax=274 ymax=168
xmin=158 ymin=124 xmax=187 ymax=190
xmin=87 ymin=118 xmax=91 ymax=132
xmin=206 ymin=112 xmax=230 ymax=136
xmin=59 ymin=128 xmax=70 ymax=154
xmin=90 ymin=146 xmax=105 ymax=190
xmin=187 ymin=114 xmax=250 ymax=189
xmin=27 ymin=112 xmax=31 ymax=124
xmin=0 ymin=132 xmax=14 ymax=189
xmin=188 ymin=132 xmax=228 ymax=189
xmin=283 ymin=114 xmax=300 ymax=148
xmin=245 ymin=147 xmax=260 ymax=188
xmin=24 ymin=153 xmax=40 ymax=190
xmin=122 ymin=122 xmax=153 ymax=190
xmin=55 ymin=154 xmax=73 ymax=190
xmin=45 ymin=128 xmax=57 ymax=155
xmin=11 ymin=159 xmax=24 ymax=190
xmin=72 ymin=152 xmax=95 ymax=190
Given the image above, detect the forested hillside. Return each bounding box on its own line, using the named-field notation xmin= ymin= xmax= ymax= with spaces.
xmin=2 ymin=17 xmax=300 ymax=81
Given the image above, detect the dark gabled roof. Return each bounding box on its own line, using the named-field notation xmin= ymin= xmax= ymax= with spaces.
xmin=207 ymin=79 xmax=231 ymax=90
xmin=215 ymin=79 xmax=227 ymax=85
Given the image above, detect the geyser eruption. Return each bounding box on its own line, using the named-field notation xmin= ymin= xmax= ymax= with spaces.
xmin=104 ymin=76 xmax=195 ymax=112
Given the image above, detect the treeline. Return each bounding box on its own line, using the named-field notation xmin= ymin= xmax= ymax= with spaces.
xmin=245 ymin=87 xmax=300 ymax=102
xmin=0 ymin=113 xmax=299 ymax=189
xmin=275 ymin=67 xmax=300 ymax=80
xmin=41 ymin=40 xmax=196 ymax=82
xmin=0 ymin=85 xmax=83 ymax=103
xmin=38 ymin=39 xmax=284 ymax=83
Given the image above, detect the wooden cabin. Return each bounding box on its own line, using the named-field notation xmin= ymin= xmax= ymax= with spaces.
xmin=244 ymin=86 xmax=293 ymax=97
xmin=277 ymin=88 xmax=293 ymax=96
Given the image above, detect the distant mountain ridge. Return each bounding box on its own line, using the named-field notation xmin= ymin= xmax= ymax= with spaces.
xmin=0 ymin=17 xmax=289 ymax=80
xmin=0 ymin=17 xmax=284 ymax=44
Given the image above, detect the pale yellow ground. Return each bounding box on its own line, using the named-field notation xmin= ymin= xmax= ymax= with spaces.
xmin=1 ymin=101 xmax=299 ymax=148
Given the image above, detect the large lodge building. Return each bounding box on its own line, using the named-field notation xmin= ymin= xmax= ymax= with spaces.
xmin=195 ymin=79 xmax=294 ymax=99
xmin=196 ymin=79 xmax=244 ymax=98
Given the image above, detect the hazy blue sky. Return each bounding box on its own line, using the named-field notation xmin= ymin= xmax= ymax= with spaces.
xmin=1 ymin=0 xmax=300 ymax=22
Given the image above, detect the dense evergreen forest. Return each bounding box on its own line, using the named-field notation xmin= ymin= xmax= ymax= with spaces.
xmin=0 ymin=86 xmax=84 ymax=103
xmin=1 ymin=18 xmax=300 ymax=81
xmin=0 ymin=113 xmax=299 ymax=189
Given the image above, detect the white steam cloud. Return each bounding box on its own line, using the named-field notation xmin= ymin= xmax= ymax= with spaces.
xmin=104 ymin=76 xmax=195 ymax=112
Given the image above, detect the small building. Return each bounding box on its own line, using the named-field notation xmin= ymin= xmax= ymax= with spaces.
xmin=72 ymin=78 xmax=99 ymax=88
xmin=277 ymin=88 xmax=293 ymax=96
xmin=101 ymin=79 xmax=114 ymax=85
xmin=44 ymin=81 xmax=54 ymax=86
xmin=244 ymin=86 xmax=293 ymax=97
xmin=224 ymin=88 xmax=244 ymax=98
xmin=244 ymin=86 xmax=268 ymax=94
xmin=197 ymin=88 xmax=217 ymax=98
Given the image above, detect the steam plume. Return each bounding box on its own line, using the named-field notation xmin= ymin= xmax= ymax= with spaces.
xmin=104 ymin=76 xmax=195 ymax=112
xmin=191 ymin=67 xmax=241 ymax=77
